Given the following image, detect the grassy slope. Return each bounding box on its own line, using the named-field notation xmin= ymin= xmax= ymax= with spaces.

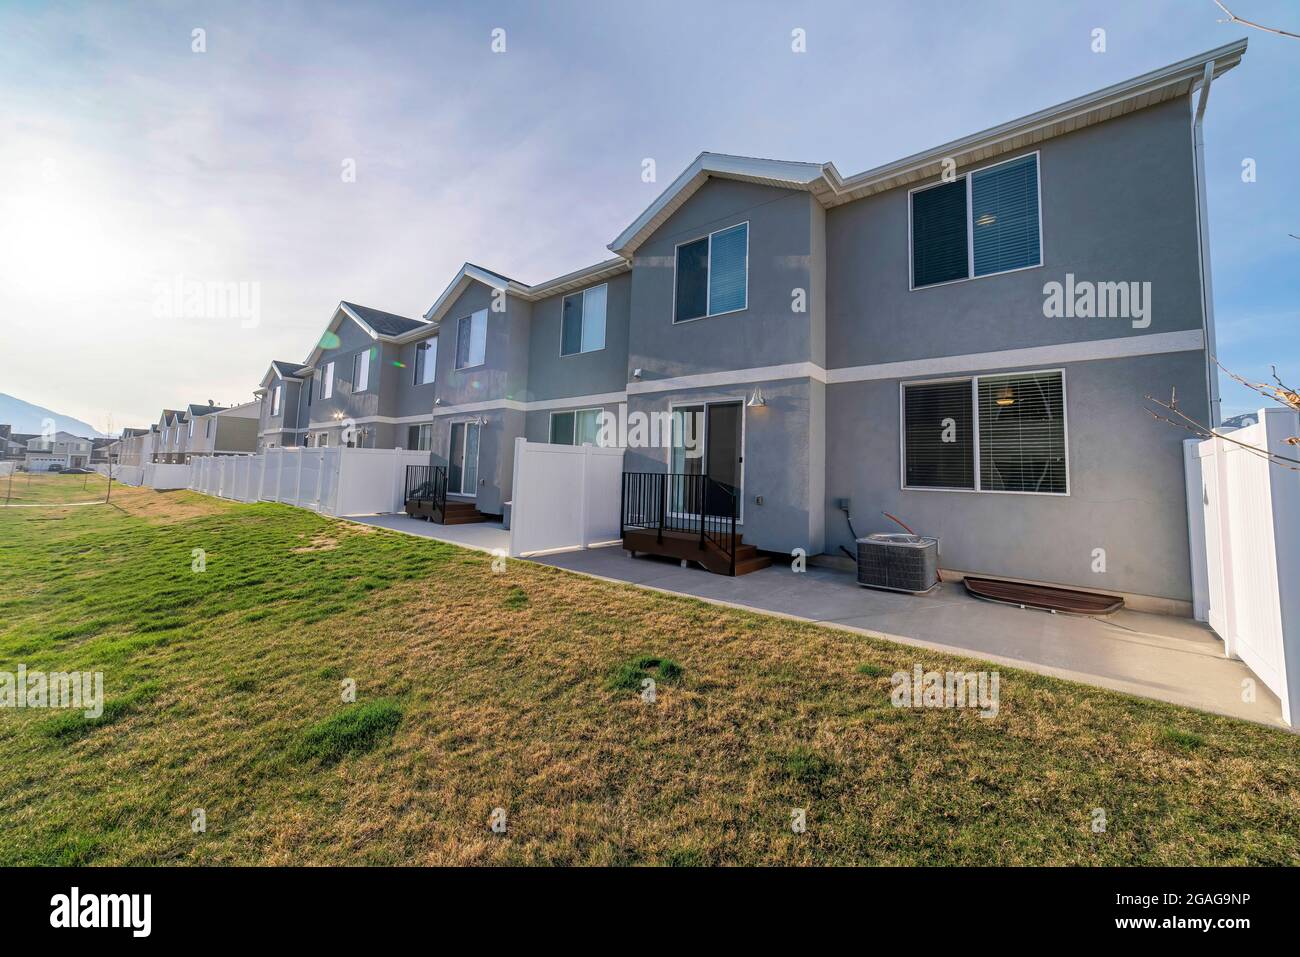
xmin=1 ymin=471 xmax=111 ymax=505
xmin=0 ymin=481 xmax=1297 ymax=865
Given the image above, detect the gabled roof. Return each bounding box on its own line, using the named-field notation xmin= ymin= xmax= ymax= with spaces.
xmin=420 ymin=257 xmax=632 ymax=327
xmin=340 ymin=301 xmax=427 ymax=337
xmin=260 ymin=360 xmax=309 ymax=390
xmin=187 ymin=403 xmax=225 ymax=417
xmin=300 ymin=302 xmax=430 ymax=369
xmin=609 ymin=38 xmax=1247 ymax=256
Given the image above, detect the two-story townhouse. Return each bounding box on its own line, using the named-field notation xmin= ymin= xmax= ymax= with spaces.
xmin=254 ymin=303 xmax=434 ymax=452
xmin=410 ymin=39 xmax=1242 ymax=610
xmin=415 ymin=261 xmax=632 ymax=515
xmin=186 ymin=401 xmax=258 ymax=459
xmin=255 ymin=361 xmax=310 ymax=450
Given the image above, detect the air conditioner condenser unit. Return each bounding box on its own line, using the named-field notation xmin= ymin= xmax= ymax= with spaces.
xmin=856 ymin=533 xmax=940 ymax=594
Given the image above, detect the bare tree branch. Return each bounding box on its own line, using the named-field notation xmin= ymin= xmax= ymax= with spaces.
xmin=1213 ymin=357 xmax=1300 ymax=411
xmin=1144 ymin=388 xmax=1300 ymax=470
xmin=1214 ymin=0 xmax=1300 ymax=39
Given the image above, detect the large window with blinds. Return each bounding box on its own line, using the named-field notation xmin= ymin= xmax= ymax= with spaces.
xmin=674 ymin=222 xmax=748 ymax=322
xmin=902 ymin=370 xmax=1067 ymax=494
xmin=910 ymin=152 xmax=1041 ymax=289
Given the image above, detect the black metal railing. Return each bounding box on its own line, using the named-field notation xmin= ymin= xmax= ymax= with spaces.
xmin=404 ymin=464 xmax=448 ymax=517
xmin=621 ymin=472 xmax=739 ymax=576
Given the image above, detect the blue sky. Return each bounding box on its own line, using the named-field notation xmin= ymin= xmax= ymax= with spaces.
xmin=0 ymin=0 xmax=1295 ymax=428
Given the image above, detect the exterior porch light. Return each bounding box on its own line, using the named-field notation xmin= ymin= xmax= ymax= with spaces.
xmin=746 ymin=387 xmax=767 ymax=408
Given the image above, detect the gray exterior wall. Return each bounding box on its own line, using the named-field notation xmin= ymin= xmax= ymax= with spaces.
xmin=526 ymin=272 xmax=632 ymax=401
xmin=825 ymin=96 xmax=1204 ymax=366
xmin=395 ymin=331 xmax=440 ymax=418
xmin=819 ymin=94 xmax=1208 ymax=601
xmin=628 ymin=179 xmax=821 ymax=380
xmin=824 ymin=352 xmax=1205 ymax=601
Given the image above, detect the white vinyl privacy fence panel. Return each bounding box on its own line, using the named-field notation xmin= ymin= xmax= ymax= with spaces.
xmin=1186 ymin=407 xmax=1300 ymax=727
xmin=508 ymin=437 xmax=624 ymax=557
xmin=185 ymin=447 xmax=431 ymax=517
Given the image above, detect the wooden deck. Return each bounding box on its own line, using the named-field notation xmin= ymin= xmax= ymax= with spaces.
xmin=622 ymin=527 xmax=772 ymax=576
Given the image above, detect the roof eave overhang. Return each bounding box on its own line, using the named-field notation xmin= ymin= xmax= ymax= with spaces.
xmin=825 ymin=37 xmax=1247 ymax=205
xmin=605 ymin=39 xmax=1246 ymax=254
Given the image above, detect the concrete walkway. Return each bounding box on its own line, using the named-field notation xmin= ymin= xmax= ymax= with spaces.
xmin=346 ymin=513 xmax=1284 ymax=728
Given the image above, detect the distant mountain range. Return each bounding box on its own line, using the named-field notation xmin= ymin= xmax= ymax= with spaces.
xmin=0 ymin=394 xmax=108 ymax=438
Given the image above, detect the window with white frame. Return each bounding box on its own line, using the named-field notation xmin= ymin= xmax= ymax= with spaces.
xmin=353 ymin=349 xmax=370 ymax=392
xmin=188 ymin=418 xmax=194 ymax=439
xmin=910 ymin=152 xmax=1041 ymax=289
xmin=205 ymin=419 xmax=213 ymax=438
xmin=318 ymin=433 xmax=328 ymax=447
xmin=407 ymin=423 xmax=433 ymax=451
xmin=560 ymin=284 xmax=607 ymax=356
xmin=413 ymin=338 xmax=437 ymax=385
xmin=455 ymin=310 xmax=487 ymax=369
xmin=549 ymin=408 xmax=603 ymax=446
xmin=902 ymin=370 xmax=1066 ymax=494
xmin=321 ymin=361 xmax=334 ymax=399
xmin=271 ymin=385 xmax=281 ymax=416
xmin=674 ymin=222 xmax=748 ymax=322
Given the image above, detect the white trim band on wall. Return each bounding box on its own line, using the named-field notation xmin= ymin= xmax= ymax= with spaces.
xmin=623 ymin=330 xmax=1205 ymax=395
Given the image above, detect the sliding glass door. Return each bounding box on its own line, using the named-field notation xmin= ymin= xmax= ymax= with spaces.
xmin=670 ymin=401 xmax=742 ymax=517
xmin=448 ymin=421 xmax=480 ymax=496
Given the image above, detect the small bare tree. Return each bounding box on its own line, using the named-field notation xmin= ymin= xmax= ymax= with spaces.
xmin=1145 ymin=361 xmax=1300 ymax=471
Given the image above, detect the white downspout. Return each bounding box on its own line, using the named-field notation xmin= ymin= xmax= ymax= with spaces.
xmin=1192 ymin=61 xmax=1221 ymax=427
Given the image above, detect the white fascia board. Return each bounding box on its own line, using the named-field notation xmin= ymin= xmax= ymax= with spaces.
xmin=606 ymin=41 xmax=1246 ymax=253
xmin=831 ymin=39 xmax=1246 ymax=203
xmin=421 ymin=264 xmax=519 ymax=324
xmin=608 ymin=152 xmax=831 ymax=257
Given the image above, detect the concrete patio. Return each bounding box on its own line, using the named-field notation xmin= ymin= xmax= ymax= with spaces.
xmin=347 ymin=513 xmax=1284 ymax=728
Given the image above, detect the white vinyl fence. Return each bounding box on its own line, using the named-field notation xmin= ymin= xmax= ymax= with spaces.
xmin=508 ymin=437 xmax=624 ymax=557
xmin=143 ymin=462 xmax=192 ymax=490
xmin=93 ymin=464 xmax=145 ymax=486
xmin=190 ymin=447 xmax=431 ymax=516
xmin=1186 ymin=407 xmax=1300 ymax=727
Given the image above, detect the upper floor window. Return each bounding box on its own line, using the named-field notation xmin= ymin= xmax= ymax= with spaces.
xmin=455 ymin=309 xmax=487 ymax=370
xmin=321 ymin=361 xmax=335 ymax=399
xmin=902 ymin=370 xmax=1066 ymax=495
xmin=353 ymin=349 xmax=370 ymax=392
xmin=188 ymin=419 xmax=194 ymax=439
xmin=271 ymin=385 xmax=281 ymax=416
xmin=910 ymin=152 xmax=1041 ymax=289
xmin=413 ymin=338 xmax=437 ymax=385
xmin=674 ymin=222 xmax=748 ymax=322
xmin=205 ymin=419 xmax=213 ymax=438
xmin=561 ymin=284 xmax=607 ymax=356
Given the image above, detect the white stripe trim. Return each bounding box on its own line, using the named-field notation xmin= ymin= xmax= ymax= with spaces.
xmin=306 ymin=412 xmax=435 ymax=429
xmin=430 ymin=391 xmax=629 ymax=418
xmin=825 ymin=329 xmax=1205 ymax=384
xmin=622 ymin=331 xmax=1204 ymax=394
xmin=626 ymin=362 xmax=826 ymax=394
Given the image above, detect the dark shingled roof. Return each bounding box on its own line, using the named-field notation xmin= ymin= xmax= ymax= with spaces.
xmin=187 ymin=403 xmax=226 ymax=416
xmin=270 ymin=360 xmax=308 ymax=378
xmin=341 ymin=301 xmax=426 ymax=336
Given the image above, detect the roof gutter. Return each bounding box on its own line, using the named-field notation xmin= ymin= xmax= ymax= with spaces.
xmin=1192 ymin=58 xmax=1222 ymax=427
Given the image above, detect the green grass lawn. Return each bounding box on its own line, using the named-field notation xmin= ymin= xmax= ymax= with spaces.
xmin=1 ymin=471 xmax=111 ymax=505
xmin=1 ymin=484 xmax=1297 ymax=865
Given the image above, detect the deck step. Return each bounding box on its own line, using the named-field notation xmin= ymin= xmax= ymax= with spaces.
xmin=621 ymin=526 xmax=770 ymax=576
xmin=733 ymin=556 xmax=773 ymax=575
